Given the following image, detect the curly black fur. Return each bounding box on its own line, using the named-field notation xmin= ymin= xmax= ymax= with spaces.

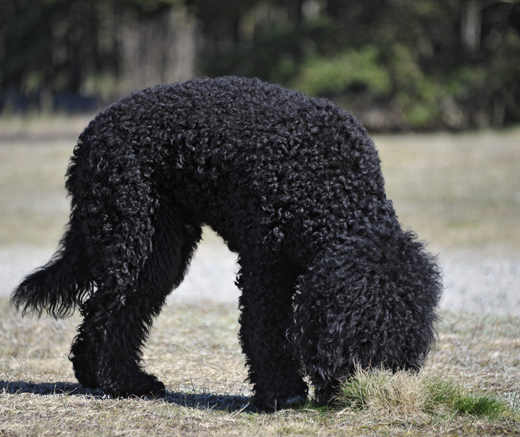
xmin=11 ymin=76 xmax=442 ymax=410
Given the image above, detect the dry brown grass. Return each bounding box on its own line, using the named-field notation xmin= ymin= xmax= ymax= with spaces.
xmin=0 ymin=115 xmax=93 ymax=247
xmin=0 ymin=114 xmax=93 ymax=143
xmin=1 ymin=298 xmax=519 ymax=436
xmin=337 ymin=368 xmax=434 ymax=422
xmin=337 ymin=366 xmax=516 ymax=425
xmin=376 ymin=129 xmax=520 ymax=255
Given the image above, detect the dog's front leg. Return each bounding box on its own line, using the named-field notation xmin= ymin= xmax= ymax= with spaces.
xmin=236 ymin=257 xmax=308 ymax=411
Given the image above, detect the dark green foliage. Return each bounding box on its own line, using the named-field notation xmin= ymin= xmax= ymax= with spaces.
xmin=2 ymin=0 xmax=520 ymax=129
xmin=198 ymin=0 xmax=520 ymax=130
xmin=0 ymin=0 xmax=179 ymax=100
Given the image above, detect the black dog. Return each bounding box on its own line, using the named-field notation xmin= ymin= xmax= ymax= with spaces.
xmin=12 ymin=77 xmax=442 ymax=410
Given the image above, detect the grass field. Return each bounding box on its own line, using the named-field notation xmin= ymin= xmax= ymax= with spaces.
xmin=1 ymin=300 xmax=519 ymax=435
xmin=1 ymin=116 xmax=519 ymax=435
xmin=377 ymin=129 xmax=520 ymax=255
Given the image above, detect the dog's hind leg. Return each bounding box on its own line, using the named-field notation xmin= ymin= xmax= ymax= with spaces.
xmin=70 ymin=206 xmax=201 ymax=396
xmin=236 ymin=256 xmax=308 ymax=410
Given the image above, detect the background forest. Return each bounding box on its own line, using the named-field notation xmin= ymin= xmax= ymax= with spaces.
xmin=1 ymin=0 xmax=520 ymax=130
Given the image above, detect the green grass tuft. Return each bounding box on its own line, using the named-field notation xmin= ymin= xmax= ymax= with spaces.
xmin=453 ymin=394 xmax=509 ymax=418
xmin=335 ymin=367 xmax=515 ymax=423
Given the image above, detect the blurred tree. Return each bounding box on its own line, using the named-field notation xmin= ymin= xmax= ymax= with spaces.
xmin=0 ymin=0 xmax=188 ymax=109
xmin=116 ymin=1 xmax=196 ymax=94
xmin=1 ymin=1 xmax=107 ymax=96
xmin=1 ymin=0 xmax=58 ymax=94
xmin=1 ymin=0 xmax=519 ymax=129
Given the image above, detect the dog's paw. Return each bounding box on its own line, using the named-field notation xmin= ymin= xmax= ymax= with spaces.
xmin=100 ymin=372 xmax=166 ymax=398
xmin=253 ymin=394 xmax=307 ymax=412
xmin=280 ymin=395 xmax=306 ymax=408
xmin=140 ymin=378 xmax=166 ymax=398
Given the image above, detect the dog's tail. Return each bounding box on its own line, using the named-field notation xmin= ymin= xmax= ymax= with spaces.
xmin=11 ymin=231 xmax=93 ymax=318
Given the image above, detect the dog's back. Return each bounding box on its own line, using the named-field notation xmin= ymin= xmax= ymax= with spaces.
xmin=71 ymin=77 xmax=388 ymax=258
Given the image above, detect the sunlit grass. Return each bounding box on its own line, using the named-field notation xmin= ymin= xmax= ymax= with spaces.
xmin=377 ymin=128 xmax=520 ymax=254
xmin=336 ymin=367 xmax=515 ymax=424
xmin=1 ymin=299 xmax=519 ymax=435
